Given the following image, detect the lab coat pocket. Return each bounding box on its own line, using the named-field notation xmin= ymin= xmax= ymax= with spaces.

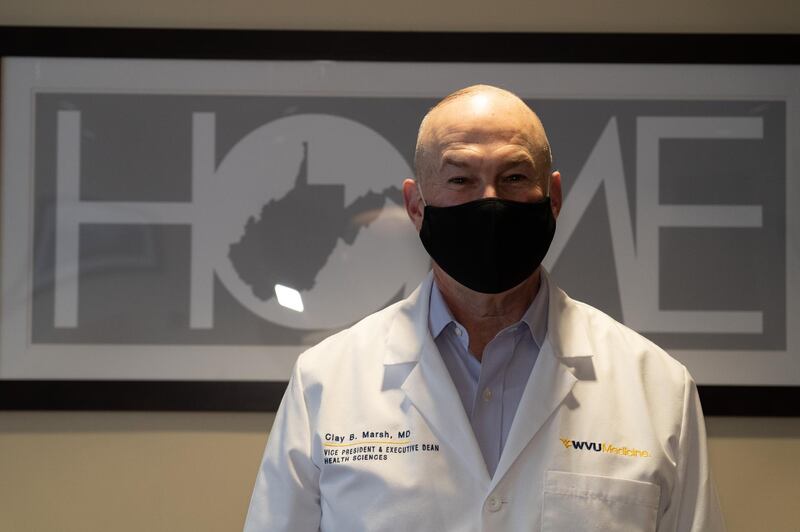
xmin=542 ymin=470 xmax=660 ymax=532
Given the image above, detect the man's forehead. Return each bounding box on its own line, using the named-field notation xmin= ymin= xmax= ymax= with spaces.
xmin=426 ymin=116 xmax=541 ymax=160
xmin=423 ymin=93 xmax=541 ymax=143
xmin=430 ymin=121 xmax=536 ymax=144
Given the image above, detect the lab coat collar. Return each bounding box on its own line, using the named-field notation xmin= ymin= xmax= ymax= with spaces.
xmin=541 ymin=268 xmax=597 ymax=360
xmin=384 ymin=268 xmax=594 ymax=364
xmin=383 ymin=270 xmax=434 ymax=366
xmin=383 ymin=269 xmax=595 ymax=488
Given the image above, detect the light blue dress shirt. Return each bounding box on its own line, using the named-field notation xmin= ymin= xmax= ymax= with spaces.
xmin=428 ymin=273 xmax=549 ymax=477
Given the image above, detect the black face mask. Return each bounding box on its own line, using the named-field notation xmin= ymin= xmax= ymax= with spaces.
xmin=419 ymin=196 xmax=556 ymax=294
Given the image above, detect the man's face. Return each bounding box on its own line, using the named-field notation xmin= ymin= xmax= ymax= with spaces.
xmin=403 ymin=91 xmax=561 ymax=231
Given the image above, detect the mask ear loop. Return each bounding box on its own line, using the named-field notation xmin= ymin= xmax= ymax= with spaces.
xmin=545 ymin=146 xmax=555 ymax=199
xmin=416 ymin=181 xmax=428 ymax=207
xmin=545 ymin=171 xmax=554 ymax=199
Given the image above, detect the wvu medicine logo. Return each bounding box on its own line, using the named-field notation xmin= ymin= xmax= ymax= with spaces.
xmin=560 ymin=438 xmax=650 ymax=458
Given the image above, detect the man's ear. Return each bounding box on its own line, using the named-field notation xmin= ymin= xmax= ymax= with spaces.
xmin=402 ymin=178 xmax=425 ymax=231
xmin=549 ymin=171 xmax=562 ymax=219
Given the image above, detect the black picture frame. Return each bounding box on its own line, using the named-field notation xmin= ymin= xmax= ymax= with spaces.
xmin=1 ymin=26 xmax=798 ymax=415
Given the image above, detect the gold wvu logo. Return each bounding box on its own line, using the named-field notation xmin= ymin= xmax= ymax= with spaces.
xmin=560 ymin=438 xmax=650 ymax=458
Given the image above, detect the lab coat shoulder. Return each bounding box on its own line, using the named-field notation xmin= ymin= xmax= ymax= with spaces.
xmin=560 ymin=293 xmax=690 ymax=431
xmin=292 ymin=295 xmax=408 ymax=400
xmin=566 ymin=293 xmax=687 ymax=376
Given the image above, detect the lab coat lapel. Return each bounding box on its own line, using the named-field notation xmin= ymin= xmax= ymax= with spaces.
xmin=489 ymin=340 xmax=576 ymax=489
xmin=402 ymin=340 xmax=491 ymax=485
xmin=384 ymin=273 xmax=491 ymax=486
xmin=489 ymin=270 xmax=592 ymax=490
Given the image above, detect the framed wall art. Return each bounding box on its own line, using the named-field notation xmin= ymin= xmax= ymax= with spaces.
xmin=1 ymin=27 xmax=798 ymax=414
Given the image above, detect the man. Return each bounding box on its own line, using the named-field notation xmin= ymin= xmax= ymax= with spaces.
xmin=244 ymin=85 xmax=725 ymax=531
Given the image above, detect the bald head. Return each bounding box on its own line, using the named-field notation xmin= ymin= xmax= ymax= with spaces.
xmin=414 ymin=85 xmax=552 ymax=186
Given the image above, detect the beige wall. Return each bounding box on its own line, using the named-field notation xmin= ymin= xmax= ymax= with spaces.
xmin=1 ymin=1 xmax=799 ymax=531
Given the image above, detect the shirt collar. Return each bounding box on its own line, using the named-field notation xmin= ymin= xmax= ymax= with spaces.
xmin=427 ymin=270 xmax=549 ymax=349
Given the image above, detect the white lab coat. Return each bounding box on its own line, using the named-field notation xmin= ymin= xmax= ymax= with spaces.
xmin=244 ymin=270 xmax=725 ymax=531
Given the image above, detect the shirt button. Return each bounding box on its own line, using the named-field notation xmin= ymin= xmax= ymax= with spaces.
xmin=455 ymin=327 xmax=463 ymax=336
xmin=486 ymin=495 xmax=502 ymax=512
xmin=482 ymin=387 xmax=493 ymax=402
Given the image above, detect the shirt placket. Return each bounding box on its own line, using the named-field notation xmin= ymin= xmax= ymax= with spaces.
xmin=471 ymin=331 xmax=514 ymax=477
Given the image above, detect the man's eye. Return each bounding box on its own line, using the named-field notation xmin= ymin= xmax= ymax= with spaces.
xmin=447 ymin=177 xmax=468 ymax=185
xmin=505 ymin=174 xmax=529 ymax=182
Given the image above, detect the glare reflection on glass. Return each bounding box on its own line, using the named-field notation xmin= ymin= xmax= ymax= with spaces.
xmin=274 ymin=284 xmax=304 ymax=312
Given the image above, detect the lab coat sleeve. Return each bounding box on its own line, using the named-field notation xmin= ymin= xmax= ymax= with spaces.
xmin=658 ymin=368 xmax=726 ymax=531
xmin=243 ymin=364 xmax=321 ymax=532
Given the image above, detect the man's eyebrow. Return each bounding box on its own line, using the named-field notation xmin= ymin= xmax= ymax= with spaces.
xmin=438 ymin=153 xmax=535 ymax=171
xmin=498 ymin=154 xmax=535 ymax=170
xmin=439 ymin=155 xmax=472 ymax=170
